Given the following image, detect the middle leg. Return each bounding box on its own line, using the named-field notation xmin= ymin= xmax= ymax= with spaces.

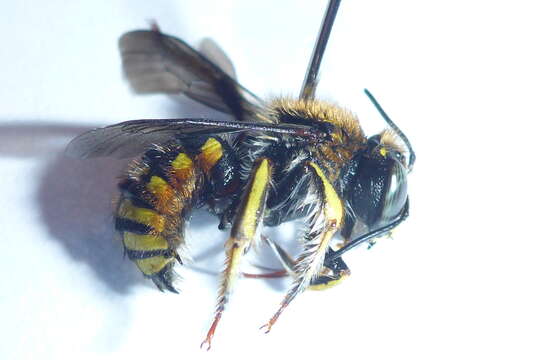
xmin=260 ymin=236 xmax=351 ymax=290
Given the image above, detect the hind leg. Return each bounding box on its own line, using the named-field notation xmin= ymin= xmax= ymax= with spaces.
xmin=201 ymin=158 xmax=272 ymax=350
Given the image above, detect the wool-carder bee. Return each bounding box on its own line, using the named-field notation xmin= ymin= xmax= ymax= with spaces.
xmin=66 ymin=0 xmax=415 ymax=350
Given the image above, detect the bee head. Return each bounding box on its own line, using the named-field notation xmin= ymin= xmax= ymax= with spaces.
xmin=339 ymin=130 xmax=409 ymax=236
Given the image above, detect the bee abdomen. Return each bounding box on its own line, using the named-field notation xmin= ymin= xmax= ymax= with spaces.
xmin=114 ymin=138 xmax=240 ymax=292
xmin=115 ymin=145 xmax=201 ymax=292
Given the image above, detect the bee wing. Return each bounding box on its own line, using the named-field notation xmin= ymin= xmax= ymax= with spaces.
xmin=119 ymin=30 xmax=263 ymax=121
xmin=198 ymin=38 xmax=237 ymax=80
xmin=66 ymin=118 xmax=319 ymax=159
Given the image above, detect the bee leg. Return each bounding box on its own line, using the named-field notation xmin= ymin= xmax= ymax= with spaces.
xmin=242 ymin=270 xmax=288 ymax=279
xmin=201 ymin=158 xmax=272 ymax=350
xmin=309 ymin=248 xmax=351 ymax=290
xmin=261 ymin=161 xmax=343 ymax=333
xmin=260 ymin=235 xmax=296 ymax=277
xmin=262 ymin=236 xmax=350 ymax=290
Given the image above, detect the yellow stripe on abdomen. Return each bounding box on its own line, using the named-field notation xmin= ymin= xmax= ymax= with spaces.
xmin=198 ymin=138 xmax=223 ymax=174
xmin=135 ymin=256 xmax=175 ymax=275
xmin=171 ymin=152 xmax=195 ymax=181
xmin=123 ymin=233 xmax=169 ymax=251
xmin=117 ymin=199 xmax=166 ymax=232
xmin=146 ymin=175 xmax=177 ymax=213
xmin=147 ymin=175 xmax=173 ymax=198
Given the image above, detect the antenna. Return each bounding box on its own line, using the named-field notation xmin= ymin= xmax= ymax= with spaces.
xmin=299 ymin=0 xmax=342 ymax=100
xmin=364 ymin=89 xmax=416 ymax=172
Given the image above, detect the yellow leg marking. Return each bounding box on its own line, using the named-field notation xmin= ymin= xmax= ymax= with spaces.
xmin=198 ymin=138 xmax=223 ymax=174
xmin=232 ymin=158 xmax=270 ymax=239
xmin=123 ymin=233 xmax=169 ymax=251
xmin=262 ymin=161 xmax=343 ymax=333
xmin=201 ymin=158 xmax=271 ymax=351
xmin=117 ymin=199 xmax=165 ymax=232
xmin=308 ymin=270 xmax=351 ymax=291
xmin=307 ymin=162 xmax=343 ymax=225
xmin=135 ymin=256 xmax=174 ymax=275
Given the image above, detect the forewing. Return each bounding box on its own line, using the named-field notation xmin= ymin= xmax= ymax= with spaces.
xmin=119 ymin=30 xmax=263 ymax=121
xmin=66 ymin=119 xmax=238 ymax=159
xmin=66 ymin=118 xmax=319 ymax=160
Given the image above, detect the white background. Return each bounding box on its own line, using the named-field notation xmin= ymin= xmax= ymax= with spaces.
xmin=1 ymin=1 xmax=539 ymax=359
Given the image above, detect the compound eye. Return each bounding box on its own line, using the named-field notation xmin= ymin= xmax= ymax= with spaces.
xmin=381 ymin=160 xmax=408 ymax=225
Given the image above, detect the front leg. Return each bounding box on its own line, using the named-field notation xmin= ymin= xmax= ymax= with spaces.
xmin=201 ymin=158 xmax=272 ymax=350
xmin=262 ymin=236 xmax=351 ymax=290
xmin=261 ymin=161 xmax=344 ymax=332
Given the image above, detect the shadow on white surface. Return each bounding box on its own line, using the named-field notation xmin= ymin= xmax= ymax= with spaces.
xmin=0 ymin=122 xmax=142 ymax=292
xmin=0 ymin=120 xmax=292 ymax=296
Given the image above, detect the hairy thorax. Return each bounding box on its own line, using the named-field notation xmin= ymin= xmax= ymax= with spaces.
xmin=264 ymin=97 xmax=366 ymax=182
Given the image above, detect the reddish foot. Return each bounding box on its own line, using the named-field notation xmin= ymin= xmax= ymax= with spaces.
xmin=260 ymin=305 xmax=286 ymax=334
xmin=200 ymin=313 xmax=221 ymax=351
